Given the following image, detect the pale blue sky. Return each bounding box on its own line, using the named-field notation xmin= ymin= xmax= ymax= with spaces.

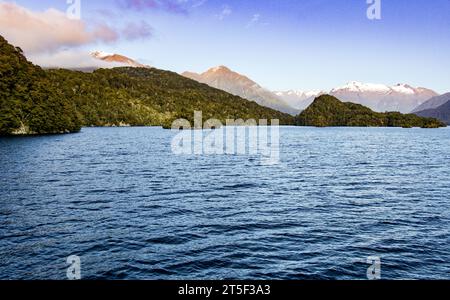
xmin=8 ymin=0 xmax=450 ymax=93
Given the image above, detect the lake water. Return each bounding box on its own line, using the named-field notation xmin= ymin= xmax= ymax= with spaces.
xmin=0 ymin=127 xmax=449 ymax=280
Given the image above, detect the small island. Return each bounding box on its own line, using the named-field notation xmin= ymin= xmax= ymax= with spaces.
xmin=296 ymin=95 xmax=446 ymax=128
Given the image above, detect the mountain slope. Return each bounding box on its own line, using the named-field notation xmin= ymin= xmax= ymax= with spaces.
xmin=297 ymin=95 xmax=446 ymax=128
xmin=412 ymin=92 xmax=450 ymax=113
xmin=182 ymin=66 xmax=298 ymax=115
xmin=0 ymin=36 xmax=81 ymax=135
xmin=48 ymin=67 xmax=295 ymax=129
xmin=329 ymin=81 xmax=438 ymax=113
xmin=414 ymin=100 xmax=450 ymax=124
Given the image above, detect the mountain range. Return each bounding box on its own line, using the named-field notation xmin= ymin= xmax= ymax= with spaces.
xmin=183 ymin=66 xmax=439 ymax=114
xmin=329 ymin=82 xmax=438 ymax=113
xmin=70 ymin=51 xmax=445 ymax=116
xmin=182 ymin=66 xmax=298 ymax=115
xmin=277 ymin=82 xmax=438 ymax=113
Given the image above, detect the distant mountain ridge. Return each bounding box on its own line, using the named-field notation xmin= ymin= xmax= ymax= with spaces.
xmin=275 ymin=82 xmax=438 ymax=113
xmin=329 ymin=81 xmax=438 ymax=113
xmin=412 ymin=93 xmax=450 ymax=113
xmin=414 ymin=99 xmax=450 ymax=125
xmin=182 ymin=66 xmax=298 ymax=115
xmin=274 ymin=90 xmax=326 ymax=110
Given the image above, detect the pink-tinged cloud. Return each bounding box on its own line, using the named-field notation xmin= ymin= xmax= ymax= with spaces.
xmin=0 ymin=2 xmax=119 ymax=54
xmin=28 ymin=50 xmax=127 ymax=70
xmin=122 ymin=21 xmax=153 ymax=41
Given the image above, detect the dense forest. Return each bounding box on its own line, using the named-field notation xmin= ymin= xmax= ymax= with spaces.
xmin=0 ymin=35 xmax=294 ymax=135
xmin=46 ymin=67 xmax=295 ymax=129
xmin=0 ymin=36 xmax=81 ymax=135
xmin=297 ymin=95 xmax=446 ymax=128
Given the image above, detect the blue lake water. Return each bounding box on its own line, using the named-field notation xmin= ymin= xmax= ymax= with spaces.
xmin=0 ymin=126 xmax=449 ymax=280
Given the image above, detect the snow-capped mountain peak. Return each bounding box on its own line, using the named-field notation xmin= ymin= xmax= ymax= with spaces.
xmin=330 ymin=82 xmax=438 ymax=113
xmin=391 ymin=83 xmax=416 ymax=95
xmin=90 ymin=51 xmax=147 ymax=68
xmin=332 ymin=82 xmax=428 ymax=96
xmin=276 ymin=82 xmax=438 ymax=113
xmin=331 ymin=81 xmax=391 ymax=94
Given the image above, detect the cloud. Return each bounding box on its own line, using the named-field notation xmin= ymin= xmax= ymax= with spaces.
xmin=94 ymin=8 xmax=118 ymax=18
xmin=216 ymin=5 xmax=232 ymax=20
xmin=28 ymin=50 xmax=125 ymax=70
xmin=246 ymin=13 xmax=261 ymax=28
xmin=121 ymin=0 xmax=159 ymax=10
xmin=122 ymin=21 xmax=153 ymax=41
xmin=118 ymin=0 xmax=199 ymax=14
xmin=0 ymin=2 xmax=118 ymax=54
xmin=191 ymin=0 xmax=207 ymax=8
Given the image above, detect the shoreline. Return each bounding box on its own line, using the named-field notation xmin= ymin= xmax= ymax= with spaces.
xmin=1 ymin=124 xmax=448 ymax=138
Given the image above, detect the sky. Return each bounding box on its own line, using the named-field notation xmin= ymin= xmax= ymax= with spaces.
xmin=1 ymin=0 xmax=450 ymax=93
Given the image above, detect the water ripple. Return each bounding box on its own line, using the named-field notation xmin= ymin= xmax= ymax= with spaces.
xmin=0 ymin=127 xmax=449 ymax=279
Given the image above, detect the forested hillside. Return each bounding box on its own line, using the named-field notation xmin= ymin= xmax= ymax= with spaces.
xmin=297 ymin=95 xmax=446 ymax=128
xmin=0 ymin=36 xmax=81 ymax=135
xmin=47 ymin=67 xmax=295 ymax=129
